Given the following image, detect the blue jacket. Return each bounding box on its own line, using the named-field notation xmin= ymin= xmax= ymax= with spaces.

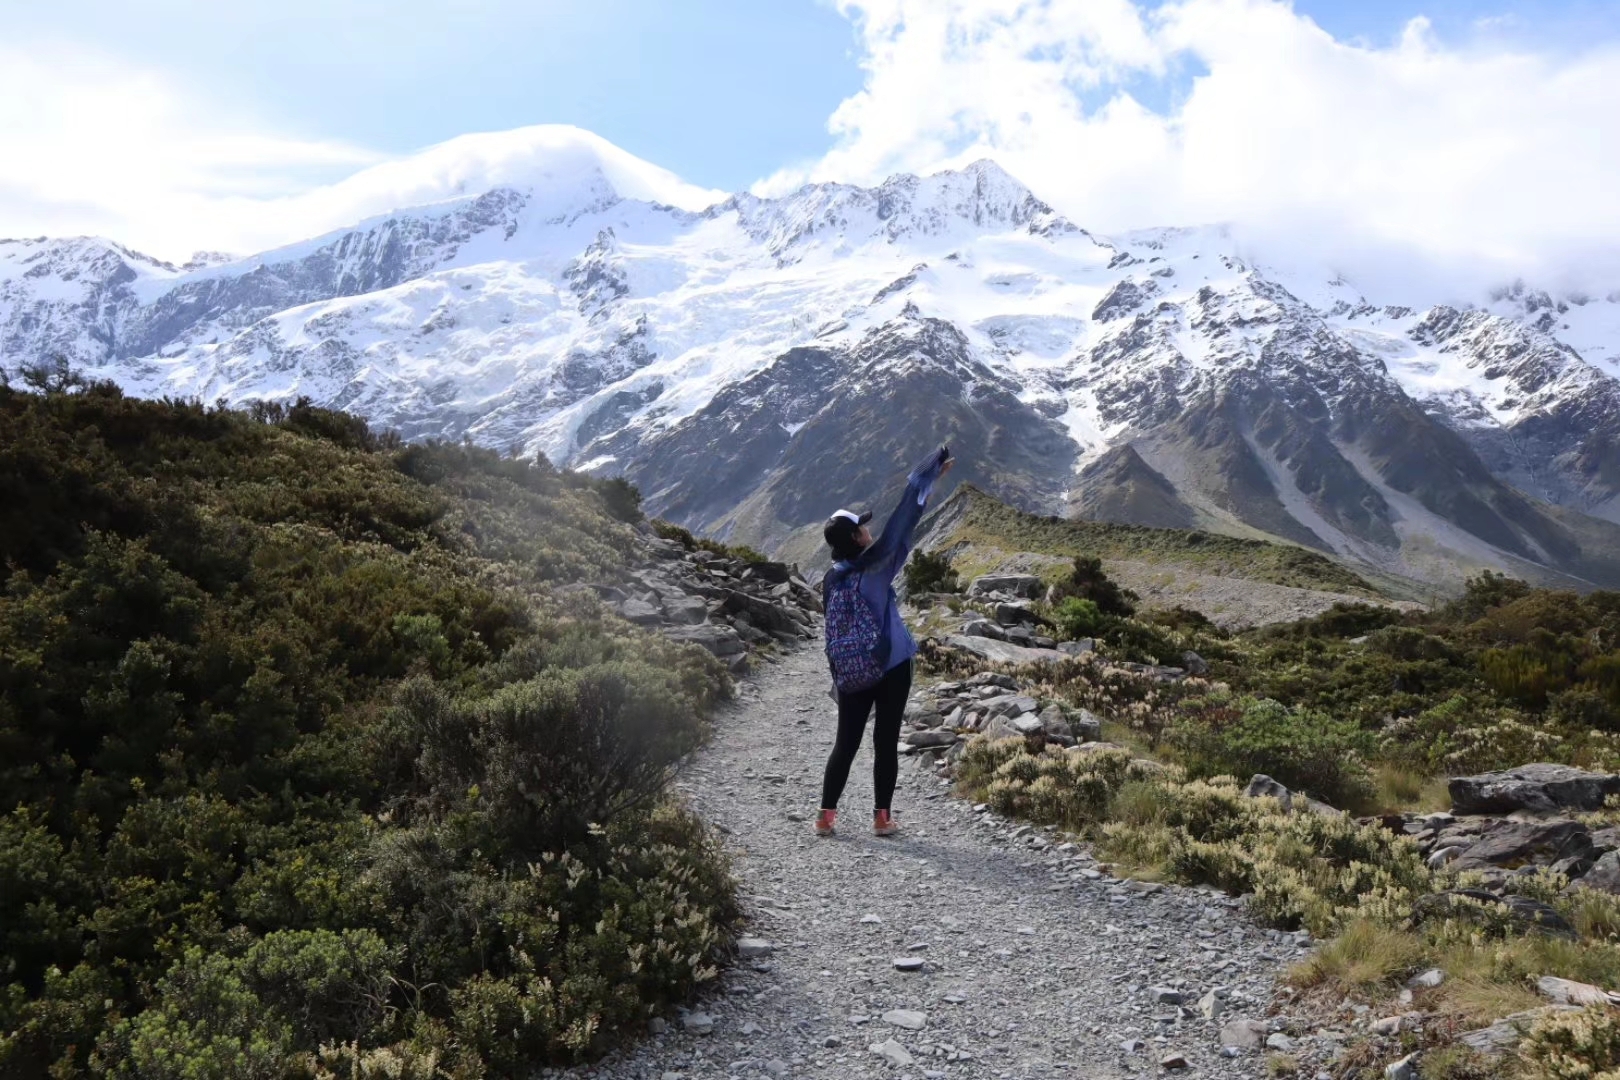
xmin=827 ymin=447 xmax=948 ymax=673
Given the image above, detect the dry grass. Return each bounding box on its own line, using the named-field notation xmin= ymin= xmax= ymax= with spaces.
xmin=1374 ymin=765 xmax=1452 ymax=814
xmin=1288 ymin=920 xmax=1427 ymax=993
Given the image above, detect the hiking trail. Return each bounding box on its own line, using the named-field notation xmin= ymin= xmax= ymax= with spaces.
xmin=561 ymin=643 xmax=1303 ymax=1080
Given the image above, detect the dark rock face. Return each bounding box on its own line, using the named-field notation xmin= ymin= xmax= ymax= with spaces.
xmin=1446 ymin=819 xmax=1593 ymax=871
xmin=1449 ymin=764 xmax=1620 ymax=815
xmin=1412 ymin=890 xmax=1577 ymax=940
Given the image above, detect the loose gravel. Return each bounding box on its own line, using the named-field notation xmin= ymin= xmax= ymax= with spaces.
xmin=559 ymin=643 xmax=1308 ymax=1080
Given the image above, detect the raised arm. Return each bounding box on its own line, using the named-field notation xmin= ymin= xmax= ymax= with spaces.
xmin=855 ymin=446 xmax=952 ymax=582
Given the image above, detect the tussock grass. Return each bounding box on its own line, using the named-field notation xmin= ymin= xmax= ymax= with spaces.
xmin=1288 ymin=919 xmax=1426 ymax=993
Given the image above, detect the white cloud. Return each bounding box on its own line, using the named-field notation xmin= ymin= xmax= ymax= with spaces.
xmin=780 ymin=0 xmax=1620 ymax=300
xmin=0 ymin=44 xmax=383 ymax=260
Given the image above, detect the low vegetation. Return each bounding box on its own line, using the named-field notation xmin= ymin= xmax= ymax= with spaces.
xmin=927 ymin=546 xmax=1620 ymax=1077
xmin=0 ymin=378 xmax=737 ymax=1076
xmin=930 ymin=483 xmax=1379 ymax=595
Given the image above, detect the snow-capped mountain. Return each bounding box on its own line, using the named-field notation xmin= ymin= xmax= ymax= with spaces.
xmin=4 ymin=125 xmax=1620 ymax=590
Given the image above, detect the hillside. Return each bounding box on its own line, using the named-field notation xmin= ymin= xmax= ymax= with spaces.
xmin=0 ymin=378 xmax=739 ymax=1076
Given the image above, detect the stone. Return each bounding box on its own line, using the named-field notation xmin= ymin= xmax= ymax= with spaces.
xmin=1198 ymin=989 xmax=1225 ymax=1019
xmin=968 ymin=573 xmax=1043 ymax=599
xmin=1243 ymin=774 xmax=1294 ymax=812
xmin=892 ymin=956 xmax=926 ymax=972
xmin=764 ymin=1060 xmax=789 ymax=1078
xmin=1160 ymin=1052 xmax=1190 ymax=1069
xmin=1056 ymin=638 xmax=1096 ymax=656
xmin=870 ymin=1038 xmax=915 ymax=1067
xmin=1038 ymin=704 xmax=1072 ymax=738
xmin=682 ymin=1011 xmax=715 ymax=1035
xmin=1151 ymin=986 xmax=1184 ymax=1004
xmin=1407 ymin=968 xmax=1444 ymax=989
xmin=1448 ymin=818 xmax=1593 ymax=871
xmin=662 ymin=595 xmax=710 ymax=624
xmin=1537 ymin=975 xmax=1620 ymax=1006
xmin=1450 ymin=764 xmax=1620 ymax=815
xmin=882 ymin=1009 xmax=927 ymax=1030
xmin=1384 ymin=1053 xmax=1417 ymax=1080
xmin=1122 ymin=1039 xmax=1148 ymax=1054
xmin=649 ymin=1017 xmax=668 ymax=1035
xmin=1220 ymin=1019 xmax=1269 ymax=1049
xmin=1181 ymin=650 xmax=1209 ymax=676
xmin=616 ymin=597 xmax=664 ymax=625
xmin=904 ymin=729 xmax=957 ymax=748
xmin=1412 ymin=889 xmax=1578 ymax=940
xmin=994 ymin=601 xmax=1038 ymax=626
xmin=943 ymin=635 xmax=1071 ymax=666
xmin=860 ymin=913 xmax=881 ymax=924
xmin=1011 ymin=713 xmax=1045 ymax=736
xmin=1461 ymin=1007 xmax=1582 ymax=1057
xmin=1266 ymin=1033 xmax=1297 ymax=1052
xmin=737 ymin=937 xmax=773 ymax=959
xmin=982 ymin=715 xmax=1028 ymax=742
xmin=1579 ymin=850 xmax=1620 ymax=894
xmin=662 ymin=623 xmax=747 ymax=657
xmin=1071 ymin=708 xmax=1103 ymax=742
xmin=962 ymin=618 xmax=1008 ymax=641
xmin=1004 ymin=625 xmax=1036 ymax=645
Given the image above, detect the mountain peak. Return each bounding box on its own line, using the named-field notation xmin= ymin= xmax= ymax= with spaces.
xmin=291 ymin=125 xmax=727 ymax=228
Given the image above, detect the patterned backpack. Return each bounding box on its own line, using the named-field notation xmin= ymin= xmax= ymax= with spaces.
xmin=823 ymin=563 xmax=891 ymax=694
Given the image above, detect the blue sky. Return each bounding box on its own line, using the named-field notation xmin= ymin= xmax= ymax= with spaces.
xmin=8 ymin=0 xmax=1618 ymax=194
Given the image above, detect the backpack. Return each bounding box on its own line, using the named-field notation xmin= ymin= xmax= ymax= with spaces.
xmin=822 ymin=563 xmax=891 ymax=695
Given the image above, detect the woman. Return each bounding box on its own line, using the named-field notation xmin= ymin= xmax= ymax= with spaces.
xmin=815 ymin=445 xmax=955 ymax=837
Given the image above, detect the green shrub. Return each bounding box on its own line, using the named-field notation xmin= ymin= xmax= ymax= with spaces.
xmin=1049 ymin=555 xmax=1137 ymax=617
xmin=1052 ymin=597 xmax=1104 ymax=640
xmin=1167 ymin=697 xmax=1376 ymax=809
xmin=903 ymin=549 xmax=960 ymax=595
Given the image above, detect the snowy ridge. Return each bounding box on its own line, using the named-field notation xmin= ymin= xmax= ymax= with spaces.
xmin=4 ymin=128 xmax=1620 ymax=585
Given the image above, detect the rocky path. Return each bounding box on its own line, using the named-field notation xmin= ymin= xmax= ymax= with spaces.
xmin=563 ymin=644 xmax=1308 ymax=1080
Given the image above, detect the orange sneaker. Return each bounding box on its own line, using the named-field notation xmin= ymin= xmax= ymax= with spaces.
xmin=814 ymin=809 xmax=837 ymax=836
xmin=873 ymin=810 xmax=899 ymax=837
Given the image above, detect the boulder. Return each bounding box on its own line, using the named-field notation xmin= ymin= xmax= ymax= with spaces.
xmin=662 ymin=624 xmax=747 ymax=657
xmin=742 ymin=561 xmax=795 ymax=585
xmin=904 ymin=730 xmax=958 ymax=749
xmin=1447 ymin=819 xmax=1592 ymax=871
xmin=1576 ymin=850 xmax=1620 ymax=894
xmin=981 ymin=715 xmax=1029 ymax=742
xmin=1070 ymin=708 xmax=1103 ymax=743
xmin=967 ymin=573 xmax=1043 ymax=599
xmin=615 ymin=597 xmax=664 ymax=624
xmin=1243 ymin=774 xmax=1294 ymax=812
xmin=1181 ymin=650 xmax=1209 ymax=676
xmin=1003 ymin=625 xmax=1036 ymax=645
xmin=994 ymin=602 xmax=1038 ymax=627
xmin=1411 ymin=890 xmax=1577 ymax=940
xmin=962 ymin=619 xmax=1008 ymax=641
xmin=719 ymin=589 xmax=801 ymax=636
xmin=1011 ymin=713 xmax=1045 ymax=736
xmin=1536 ymin=976 xmax=1620 ymax=1007
xmin=1056 ymin=639 xmax=1095 ymax=656
xmin=1038 ymin=705 xmax=1072 ymax=739
xmin=943 ymin=635 xmax=1071 ymax=666
xmin=1461 ymin=1007 xmax=1582 ymax=1057
xmin=1450 ymin=764 xmax=1620 ymax=816
xmin=662 ymin=595 xmax=710 ymax=625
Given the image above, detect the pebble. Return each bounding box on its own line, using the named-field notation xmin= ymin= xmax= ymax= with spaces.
xmin=870 ymin=1038 xmax=915 ymax=1066
xmin=882 ymin=1009 xmax=927 ymax=1030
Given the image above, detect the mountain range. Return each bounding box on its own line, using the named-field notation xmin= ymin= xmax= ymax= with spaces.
xmin=5 ymin=124 xmax=1620 ymax=592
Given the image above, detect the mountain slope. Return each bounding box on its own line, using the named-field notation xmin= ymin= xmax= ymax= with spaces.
xmin=4 ymin=129 xmax=1620 ymax=591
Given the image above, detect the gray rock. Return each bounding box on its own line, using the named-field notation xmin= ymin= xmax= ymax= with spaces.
xmin=1038 ymin=704 xmax=1072 ymax=738
xmin=892 ymin=956 xmax=926 ymax=972
xmin=1578 ymin=850 xmax=1620 ymax=894
xmin=662 ymin=623 xmax=747 ymax=657
xmin=968 ymin=573 xmax=1043 ymax=599
xmin=1384 ymin=1053 xmax=1417 ymax=1080
xmin=881 ymin=1009 xmax=927 ymax=1030
xmin=617 ymin=597 xmax=665 ymax=625
xmin=1221 ymin=1019 xmax=1268 ymax=1049
xmin=1450 ymin=763 xmax=1620 ymax=815
xmin=962 ymin=618 xmax=1008 ymax=641
xmin=1071 ymin=708 xmax=1103 ymax=742
xmin=1160 ymin=1052 xmax=1190 ymax=1069
xmin=1198 ymin=989 xmax=1224 ymax=1019
xmin=661 ymin=595 xmax=710 ymax=624
xmin=1412 ymin=890 xmax=1578 ymax=940
xmin=1003 ymin=624 xmax=1036 ymax=645
xmin=994 ymin=602 xmax=1038 ymax=626
xmin=1266 ymin=1033 xmax=1297 ymax=1052
xmin=1407 ymin=968 xmax=1444 ymax=989
xmin=904 ymin=729 xmax=957 ymax=748
xmin=1056 ymin=638 xmax=1096 ymax=656
xmin=737 ymin=937 xmax=773 ymax=959
xmin=1181 ymin=650 xmax=1209 ymax=676
xmin=1011 ymin=713 xmax=1045 ymax=736
xmin=1460 ymin=1007 xmax=1582 ymax=1057
xmin=682 ymin=1011 xmax=715 ymax=1035
xmin=1370 ymin=1016 xmax=1402 ymax=1036
xmin=870 ymin=1038 xmax=915 ymax=1066
xmin=1243 ymin=774 xmax=1294 ymax=812
xmin=1448 ymin=819 xmax=1592 ymax=871
xmin=1537 ymin=975 xmax=1620 ymax=1006
xmin=943 ymin=635 xmax=1071 ymax=665
xmin=1151 ymin=986 xmax=1184 ymax=1004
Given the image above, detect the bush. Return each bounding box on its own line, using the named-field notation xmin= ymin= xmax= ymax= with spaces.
xmin=1167 ymin=697 xmax=1377 ymax=810
xmin=1052 ymin=597 xmax=1104 ymax=640
xmin=903 ymin=548 xmax=960 ymax=595
xmin=1049 ymin=555 xmax=1137 ymax=617
xmin=0 ymin=387 xmax=735 ymax=1075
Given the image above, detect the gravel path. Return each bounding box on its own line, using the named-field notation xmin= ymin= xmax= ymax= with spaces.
xmin=562 ymin=642 xmax=1307 ymax=1080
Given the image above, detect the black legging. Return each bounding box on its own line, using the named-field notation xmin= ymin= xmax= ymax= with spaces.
xmin=819 ymin=658 xmax=913 ymax=813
